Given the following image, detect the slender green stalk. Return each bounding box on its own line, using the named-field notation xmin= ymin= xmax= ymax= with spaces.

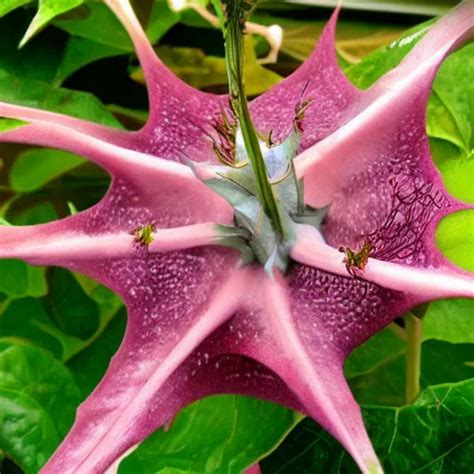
xmin=222 ymin=1 xmax=283 ymax=235
xmin=405 ymin=313 xmax=423 ymax=404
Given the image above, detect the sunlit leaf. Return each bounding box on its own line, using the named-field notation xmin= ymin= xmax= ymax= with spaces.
xmin=20 ymin=0 xmax=83 ymax=48
xmin=0 ymin=341 xmax=81 ymax=474
xmin=262 ymin=378 xmax=474 ymax=473
xmin=10 ymin=149 xmax=84 ymax=193
xmin=131 ymin=37 xmax=281 ymax=95
xmin=0 ymin=0 xmax=30 ymax=18
xmin=436 ymin=210 xmax=474 ymax=272
xmin=119 ymin=396 xmax=300 ymax=474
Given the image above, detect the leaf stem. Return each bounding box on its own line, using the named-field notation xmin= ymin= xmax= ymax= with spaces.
xmin=222 ymin=1 xmax=283 ymax=236
xmin=405 ymin=313 xmax=422 ymax=404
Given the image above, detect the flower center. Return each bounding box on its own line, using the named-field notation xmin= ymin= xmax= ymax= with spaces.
xmin=203 ymin=107 xmax=326 ymax=272
xmin=197 ymin=0 xmax=325 ymax=272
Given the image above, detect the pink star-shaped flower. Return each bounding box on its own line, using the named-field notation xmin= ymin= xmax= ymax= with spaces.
xmin=0 ymin=1 xmax=472 ymax=472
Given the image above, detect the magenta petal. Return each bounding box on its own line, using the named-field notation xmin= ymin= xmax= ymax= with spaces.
xmin=213 ymin=271 xmax=383 ymax=473
xmin=103 ymin=0 xmax=227 ymax=161
xmin=42 ymin=263 xmax=246 ymax=473
xmin=0 ymin=101 xmax=131 ymax=145
xmin=245 ymin=464 xmax=262 ymax=474
xmin=250 ymin=5 xmax=361 ymax=147
xmin=288 ymin=1 xmax=474 ymax=296
xmin=291 ymin=225 xmax=474 ymax=303
xmin=295 ymin=1 xmax=474 ymax=209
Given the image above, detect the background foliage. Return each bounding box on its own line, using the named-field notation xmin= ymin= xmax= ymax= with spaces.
xmin=0 ymin=1 xmax=472 ymax=473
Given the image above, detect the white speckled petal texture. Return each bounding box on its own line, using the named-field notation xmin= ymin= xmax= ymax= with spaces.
xmin=249 ymin=5 xmax=361 ymax=148
xmin=291 ymin=1 xmax=474 ymax=319
xmin=0 ymin=0 xmax=472 ymax=473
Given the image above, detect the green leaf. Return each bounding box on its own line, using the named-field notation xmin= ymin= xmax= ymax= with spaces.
xmin=0 ymin=260 xmax=27 ymax=296
xmin=344 ymin=326 xmax=405 ymax=379
xmin=420 ymin=340 xmax=474 ymax=388
xmin=428 ymin=43 xmax=474 ymax=203
xmin=436 ymin=147 xmax=474 ymax=203
xmin=435 ymin=151 xmax=474 ymax=203
xmin=0 ymin=341 xmax=81 ymax=474
xmin=0 ymin=68 xmax=121 ymax=127
xmin=0 ymin=0 xmax=30 ymax=18
xmin=348 ymin=346 xmax=407 ymax=407
xmin=375 ymin=378 xmax=474 ymax=473
xmin=41 ymin=269 xmax=122 ymax=362
xmin=8 ymin=201 xmax=58 ymax=226
xmin=146 ymin=1 xmax=180 ymax=44
xmin=10 ymin=148 xmax=84 ymax=193
xmin=19 ymin=0 xmax=83 ymax=48
xmin=0 ymin=298 xmax=64 ymax=359
xmin=346 ymin=328 xmax=474 ymax=407
xmin=0 ymin=260 xmax=47 ymax=299
xmin=47 ymin=268 xmax=100 ymax=340
xmin=55 ymin=36 xmax=126 ymax=85
xmin=262 ymin=378 xmax=474 ymax=474
xmin=429 ymin=43 xmax=473 ymax=152
xmin=0 ymin=118 xmax=27 ymax=132
xmin=131 ymin=37 xmax=282 ymax=96
xmin=423 ymin=299 xmax=474 ymax=344
xmin=54 ymin=2 xmax=132 ymax=51
xmin=67 ymin=307 xmax=126 ymax=398
xmin=436 ymin=209 xmax=474 ymax=272
xmin=345 ymin=20 xmax=433 ymax=89
xmin=0 ymin=9 xmax=65 ymax=83
xmin=0 ymin=266 xmax=122 ymax=362
xmin=119 ymin=395 xmax=300 ymax=474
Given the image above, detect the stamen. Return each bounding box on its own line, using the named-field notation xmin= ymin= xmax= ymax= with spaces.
xmin=339 ymin=239 xmax=373 ymax=277
xmin=211 ymin=106 xmax=240 ymax=167
xmin=294 ymin=81 xmax=314 ymax=132
xmin=132 ymin=223 xmax=156 ymax=247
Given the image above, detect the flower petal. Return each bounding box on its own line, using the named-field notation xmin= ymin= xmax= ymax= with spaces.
xmin=104 ymin=0 xmax=227 ymax=161
xmin=295 ymin=1 xmax=474 ymax=207
xmin=42 ymin=265 xmax=249 ymax=473
xmin=250 ymin=5 xmax=361 ymax=148
xmin=291 ymin=224 xmax=474 ymax=302
xmin=220 ymin=271 xmax=383 ymax=474
xmin=0 ymin=223 xmax=223 ymax=263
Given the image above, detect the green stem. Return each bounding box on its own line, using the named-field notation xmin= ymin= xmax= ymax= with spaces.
xmin=405 ymin=313 xmax=422 ymax=404
xmin=222 ymin=2 xmax=283 ymax=236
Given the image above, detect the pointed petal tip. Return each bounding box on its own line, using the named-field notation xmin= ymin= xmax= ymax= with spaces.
xmin=366 ymin=459 xmax=384 ymax=474
xmin=258 ymin=275 xmax=382 ymax=474
xmin=329 ymin=0 xmax=344 ymax=25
